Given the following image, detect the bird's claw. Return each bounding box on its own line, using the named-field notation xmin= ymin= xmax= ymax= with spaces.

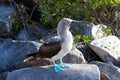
xmin=54 ymin=65 xmax=63 ymax=72
xmin=53 ymin=63 xmax=71 ymax=72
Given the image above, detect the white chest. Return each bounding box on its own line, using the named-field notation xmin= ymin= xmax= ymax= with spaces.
xmin=61 ymin=31 xmax=73 ymax=50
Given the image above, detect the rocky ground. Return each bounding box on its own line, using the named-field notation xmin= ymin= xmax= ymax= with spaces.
xmin=0 ymin=1 xmax=120 ymax=80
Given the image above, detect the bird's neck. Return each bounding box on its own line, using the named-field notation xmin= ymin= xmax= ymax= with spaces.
xmin=61 ymin=30 xmax=72 ymax=39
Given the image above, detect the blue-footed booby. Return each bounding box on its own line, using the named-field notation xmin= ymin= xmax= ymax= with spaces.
xmin=51 ymin=18 xmax=83 ymax=72
xmin=26 ymin=18 xmax=85 ymax=72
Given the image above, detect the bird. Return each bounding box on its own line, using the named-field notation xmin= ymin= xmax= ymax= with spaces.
xmin=51 ymin=18 xmax=84 ymax=72
xmin=51 ymin=18 xmax=73 ymax=72
xmin=27 ymin=18 xmax=85 ymax=72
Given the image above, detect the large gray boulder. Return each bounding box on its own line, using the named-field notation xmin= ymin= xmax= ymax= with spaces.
xmin=90 ymin=35 xmax=120 ymax=66
xmin=0 ymin=3 xmax=16 ymax=34
xmin=63 ymin=46 xmax=86 ymax=64
xmin=16 ymin=24 xmax=47 ymax=41
xmin=71 ymin=22 xmax=108 ymax=39
xmin=0 ymin=39 xmax=41 ymax=71
xmin=71 ymin=22 xmax=93 ymax=38
xmin=90 ymin=61 xmax=120 ymax=80
xmin=74 ymin=42 xmax=101 ymax=62
xmin=6 ymin=64 xmax=100 ymax=80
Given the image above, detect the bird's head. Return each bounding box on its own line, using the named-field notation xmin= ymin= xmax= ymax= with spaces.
xmin=57 ymin=18 xmax=85 ymax=30
xmin=57 ymin=18 xmax=72 ymax=30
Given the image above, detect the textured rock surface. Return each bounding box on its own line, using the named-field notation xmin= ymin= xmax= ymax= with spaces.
xmin=90 ymin=61 xmax=120 ymax=80
xmin=0 ymin=3 xmax=16 ymax=33
xmin=16 ymin=24 xmax=47 ymax=41
xmin=15 ymin=58 xmax=51 ymax=69
xmin=0 ymin=71 xmax=10 ymax=80
xmin=62 ymin=46 xmax=86 ymax=64
xmin=0 ymin=39 xmax=41 ymax=71
xmin=100 ymin=72 xmax=110 ymax=80
xmin=75 ymin=42 xmax=102 ymax=62
xmin=90 ymin=36 xmax=120 ymax=66
xmin=71 ymin=22 xmax=93 ymax=38
xmin=71 ymin=22 xmax=108 ymax=39
xmin=6 ymin=64 xmax=100 ymax=80
xmin=13 ymin=0 xmax=42 ymax=22
xmin=92 ymin=24 xmax=108 ymax=39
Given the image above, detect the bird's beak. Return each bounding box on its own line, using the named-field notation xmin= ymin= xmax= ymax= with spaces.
xmin=69 ymin=20 xmax=86 ymax=27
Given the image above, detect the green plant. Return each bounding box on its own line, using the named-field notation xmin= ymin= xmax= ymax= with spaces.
xmin=33 ymin=0 xmax=120 ymax=29
xmin=103 ymin=28 xmax=113 ymax=36
xmin=34 ymin=0 xmax=78 ymax=28
xmin=75 ymin=35 xmax=95 ymax=45
xmin=106 ymin=28 xmax=112 ymax=35
xmin=114 ymin=0 xmax=120 ymax=3
xmin=82 ymin=35 xmax=93 ymax=44
xmin=75 ymin=35 xmax=81 ymax=41
xmin=10 ymin=19 xmax=21 ymax=38
xmin=39 ymin=39 xmax=44 ymax=43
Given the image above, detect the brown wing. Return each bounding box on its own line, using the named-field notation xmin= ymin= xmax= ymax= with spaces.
xmin=37 ymin=36 xmax=61 ymax=58
xmin=27 ymin=36 xmax=61 ymax=58
xmin=38 ymin=42 xmax=61 ymax=58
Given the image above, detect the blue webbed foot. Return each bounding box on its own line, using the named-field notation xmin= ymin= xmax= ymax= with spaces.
xmin=54 ymin=65 xmax=63 ymax=72
xmin=59 ymin=63 xmax=71 ymax=68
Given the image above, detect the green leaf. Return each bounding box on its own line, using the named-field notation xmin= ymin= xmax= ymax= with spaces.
xmin=90 ymin=17 xmax=96 ymax=22
xmin=114 ymin=0 xmax=120 ymax=3
xmin=47 ymin=0 xmax=53 ymax=3
xmin=107 ymin=29 xmax=112 ymax=35
xmin=75 ymin=35 xmax=81 ymax=41
xmin=39 ymin=39 xmax=44 ymax=43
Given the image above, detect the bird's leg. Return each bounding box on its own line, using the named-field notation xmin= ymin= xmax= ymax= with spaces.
xmin=51 ymin=59 xmax=63 ymax=72
xmin=59 ymin=57 xmax=71 ymax=68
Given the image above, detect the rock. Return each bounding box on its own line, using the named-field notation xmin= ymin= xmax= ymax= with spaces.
xmin=75 ymin=42 xmax=102 ymax=62
xmin=90 ymin=61 xmax=120 ymax=80
xmin=16 ymin=24 xmax=47 ymax=41
xmin=71 ymin=22 xmax=93 ymax=38
xmin=92 ymin=24 xmax=108 ymax=39
xmin=100 ymin=72 xmax=110 ymax=80
xmin=71 ymin=22 xmax=108 ymax=39
xmin=62 ymin=46 xmax=86 ymax=64
xmin=14 ymin=0 xmax=42 ymax=22
xmin=0 ymin=0 xmax=10 ymax=2
xmin=0 ymin=71 xmax=10 ymax=80
xmin=90 ymin=35 xmax=120 ymax=66
xmin=6 ymin=64 xmax=100 ymax=80
xmin=0 ymin=39 xmax=41 ymax=71
xmin=0 ymin=3 xmax=16 ymax=34
xmin=16 ymin=58 xmax=51 ymax=69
